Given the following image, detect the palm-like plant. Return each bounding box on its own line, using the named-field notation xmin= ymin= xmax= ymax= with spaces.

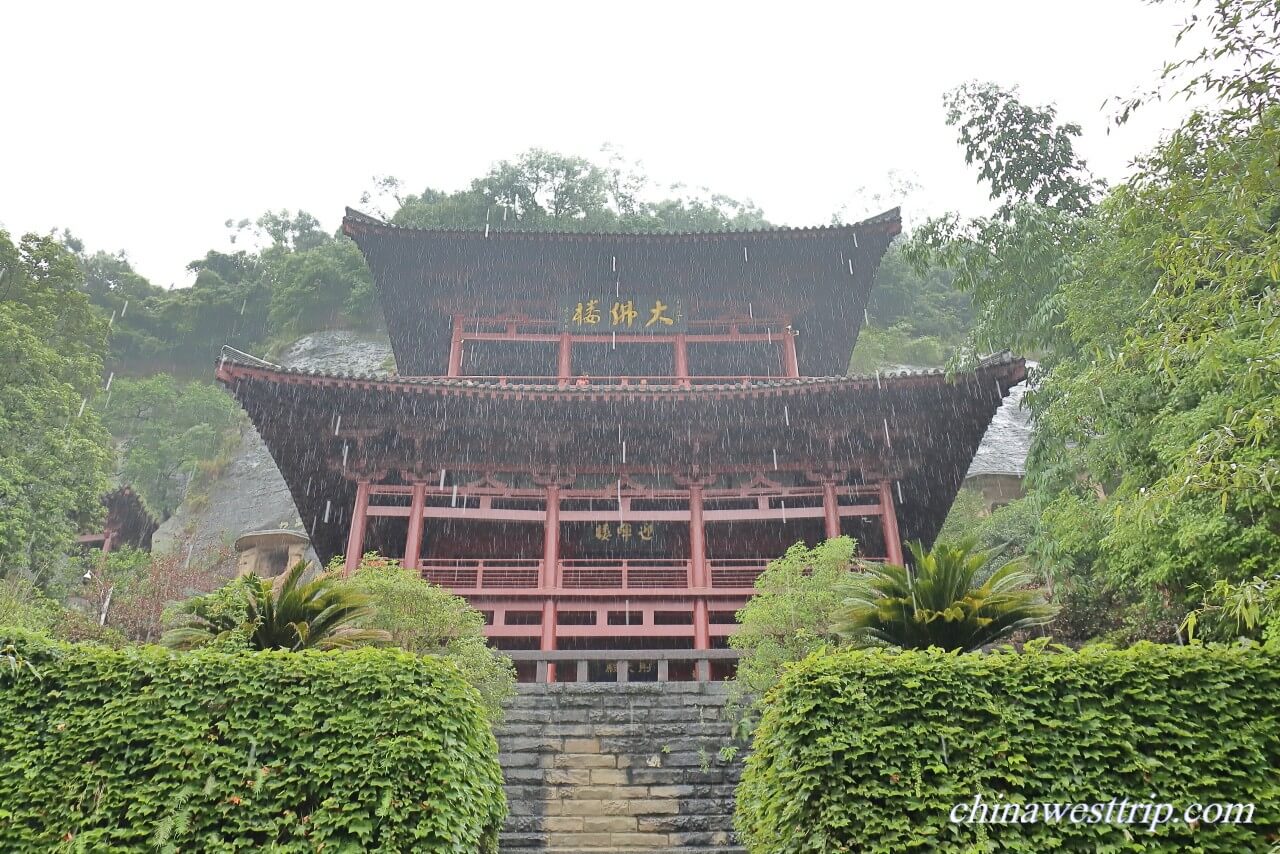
xmin=163 ymin=561 xmax=390 ymax=651
xmin=835 ymin=539 xmax=1057 ymax=651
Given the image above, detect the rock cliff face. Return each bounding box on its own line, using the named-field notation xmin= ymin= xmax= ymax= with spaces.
xmin=151 ymin=331 xmax=393 ymax=567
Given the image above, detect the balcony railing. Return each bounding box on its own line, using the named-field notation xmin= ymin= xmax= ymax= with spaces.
xmin=419 ymin=556 xmax=886 ymax=593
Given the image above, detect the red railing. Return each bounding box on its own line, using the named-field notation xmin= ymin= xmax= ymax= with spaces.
xmin=420 ymin=558 xmax=541 ymax=589
xmin=420 ymin=556 xmax=884 ymax=591
xmin=558 ymin=559 xmax=691 ymax=589
xmin=708 ymin=558 xmax=769 ymax=588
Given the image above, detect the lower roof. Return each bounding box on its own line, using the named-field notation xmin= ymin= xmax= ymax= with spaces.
xmin=216 ymin=353 xmax=1026 ymax=562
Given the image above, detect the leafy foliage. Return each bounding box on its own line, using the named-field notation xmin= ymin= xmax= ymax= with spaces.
xmin=0 ymin=231 xmax=114 ymax=583
xmin=907 ymin=3 xmax=1280 ymax=639
xmin=736 ymin=642 xmax=1280 ymax=852
xmin=1183 ymin=574 xmax=1280 ymax=646
xmin=100 ymin=375 xmax=243 ymax=519
xmin=334 ymin=555 xmax=516 ymax=722
xmin=727 ymin=538 xmax=858 ymax=711
xmin=836 ymin=540 xmax=1056 ymax=651
xmin=163 ymin=561 xmax=390 ymax=651
xmin=0 ymin=629 xmax=506 ymax=851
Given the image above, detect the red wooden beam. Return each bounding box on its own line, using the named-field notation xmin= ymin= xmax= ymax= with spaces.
xmin=403 ymin=482 xmax=426 ymax=569
xmin=880 ymin=480 xmax=904 ymax=565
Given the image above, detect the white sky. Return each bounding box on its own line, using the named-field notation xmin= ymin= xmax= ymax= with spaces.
xmin=2 ymin=0 xmax=1195 ymax=287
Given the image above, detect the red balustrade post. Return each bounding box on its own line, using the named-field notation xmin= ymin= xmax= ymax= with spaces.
xmin=402 ymin=482 xmax=426 ymax=570
xmin=783 ymin=326 xmax=800 ymax=377
xmin=674 ymin=333 xmax=690 ymax=388
xmin=447 ymin=315 xmax=464 ymax=376
xmin=557 ymin=333 xmax=572 ymax=386
xmin=822 ymin=480 xmax=841 ymax=540
xmin=879 ymin=480 xmax=904 ymax=566
xmin=344 ymin=479 xmax=371 ymax=576
xmin=541 ymin=485 xmax=560 ymax=680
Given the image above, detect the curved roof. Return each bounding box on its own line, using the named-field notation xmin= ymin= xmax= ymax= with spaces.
xmin=216 ymin=352 xmax=1025 ymax=561
xmin=342 ymin=207 xmax=901 ymax=377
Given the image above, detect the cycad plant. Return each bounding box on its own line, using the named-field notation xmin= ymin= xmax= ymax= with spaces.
xmin=835 ymin=539 xmax=1057 ymax=651
xmin=163 ymin=561 xmax=390 ymax=651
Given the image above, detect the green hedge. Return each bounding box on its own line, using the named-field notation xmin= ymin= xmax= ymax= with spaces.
xmin=0 ymin=630 xmax=505 ymax=852
xmin=736 ymin=642 xmax=1280 ymax=852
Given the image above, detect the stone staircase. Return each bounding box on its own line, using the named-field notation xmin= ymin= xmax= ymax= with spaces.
xmin=496 ymin=682 xmax=746 ymax=852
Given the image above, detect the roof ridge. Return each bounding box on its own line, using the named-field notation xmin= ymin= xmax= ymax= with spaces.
xmin=342 ymin=206 xmax=902 ymax=240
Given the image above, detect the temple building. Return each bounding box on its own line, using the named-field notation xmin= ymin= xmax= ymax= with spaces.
xmin=216 ymin=207 xmax=1025 ymax=681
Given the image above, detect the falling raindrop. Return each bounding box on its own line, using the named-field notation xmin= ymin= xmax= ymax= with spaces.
xmin=875 ymin=369 xmax=881 ymax=389
xmin=439 ymin=469 xmax=447 ymax=489
xmin=864 ymin=308 xmax=870 ymax=325
xmin=240 ymin=298 xmax=247 ymax=315
xmin=484 ymin=222 xmax=490 ymax=237
xmin=853 ymin=233 xmax=859 ymax=249
xmin=612 ymin=331 xmax=617 ymax=350
xmin=342 ymin=442 xmax=349 ymax=469
xmin=120 ymin=299 xmax=128 ymax=318
xmin=323 ymin=500 xmax=332 ymax=523
xmin=622 ymin=441 xmax=627 ymax=463
xmin=333 ymin=414 xmax=342 ymax=436
xmin=772 ymin=448 xmax=778 ymax=470
xmin=883 ymin=418 xmax=892 ymax=447
xmin=742 ymin=246 xmax=748 ymax=262
xmin=77 ymin=397 xmax=87 ymax=418
xmin=897 ymin=481 xmax=904 ymax=503
xmin=108 ymin=309 xmax=116 ymax=327
xmin=612 ymin=255 xmax=617 ymax=272
xmin=451 ymin=484 xmax=458 ymax=507
xmin=784 ymin=405 xmax=790 ymax=426
xmin=780 ymin=500 xmax=787 ymax=523
xmin=847 ymin=259 xmax=854 ymax=275
xmin=306 ymin=476 xmax=313 ymax=495
xmin=310 ymin=515 xmax=318 ymax=537
xmin=104 ymin=371 xmax=114 ymax=391
xmin=748 ymin=302 xmax=753 ymax=319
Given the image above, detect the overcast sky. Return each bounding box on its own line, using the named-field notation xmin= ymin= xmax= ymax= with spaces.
xmin=2 ymin=0 xmax=1195 ymax=287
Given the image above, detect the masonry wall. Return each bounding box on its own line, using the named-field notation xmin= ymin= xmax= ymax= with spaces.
xmin=496 ymin=682 xmax=746 ymax=853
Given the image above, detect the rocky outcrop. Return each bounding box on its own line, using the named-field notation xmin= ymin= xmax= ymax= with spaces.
xmin=151 ymin=330 xmax=393 ymax=566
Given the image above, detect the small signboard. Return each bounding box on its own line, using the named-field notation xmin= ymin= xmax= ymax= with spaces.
xmin=560 ymin=296 xmax=687 ymax=333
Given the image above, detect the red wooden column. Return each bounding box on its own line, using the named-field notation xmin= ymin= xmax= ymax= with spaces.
xmin=879 ymin=480 xmax=904 ymax=566
xmin=557 ymin=333 xmax=572 ymax=386
xmin=674 ymin=333 xmax=690 ymax=387
xmin=446 ymin=316 xmax=464 ymax=376
xmin=689 ymin=485 xmax=710 ymax=679
xmin=402 ymin=482 xmax=426 ymax=570
xmin=822 ymin=480 xmax=841 ymax=540
xmin=783 ymin=327 xmax=800 ymax=377
xmin=344 ymin=479 xmax=372 ymax=575
xmin=541 ymin=485 xmax=560 ymax=679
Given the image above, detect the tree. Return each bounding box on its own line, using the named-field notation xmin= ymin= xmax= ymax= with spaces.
xmin=907 ymin=1 xmax=1280 ymax=640
xmin=727 ymin=537 xmax=859 ymax=706
xmin=163 ymin=561 xmax=390 ymax=651
xmin=835 ymin=539 xmax=1057 ymax=651
xmin=80 ymin=545 xmax=225 ymax=644
xmin=335 ymin=555 xmax=516 ymax=721
xmin=0 ymin=232 xmax=114 ymax=586
xmin=100 ymin=375 xmax=243 ymax=519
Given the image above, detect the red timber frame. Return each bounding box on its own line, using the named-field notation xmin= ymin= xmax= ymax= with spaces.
xmin=444 ymin=314 xmax=801 ymax=383
xmin=341 ymin=477 xmax=905 ymax=665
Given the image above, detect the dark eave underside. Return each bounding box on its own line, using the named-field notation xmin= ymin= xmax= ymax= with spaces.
xmin=342 ymin=208 xmax=901 ymax=377
xmin=217 ymin=354 xmax=1025 ymax=563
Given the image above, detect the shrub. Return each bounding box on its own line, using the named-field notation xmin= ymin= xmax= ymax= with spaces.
xmin=727 ymin=537 xmax=858 ymax=718
xmin=0 ymin=629 xmax=505 ymax=852
xmin=736 ymin=642 xmax=1280 ymax=852
xmin=335 ymin=556 xmax=516 ymax=722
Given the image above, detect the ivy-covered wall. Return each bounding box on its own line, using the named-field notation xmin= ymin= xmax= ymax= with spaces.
xmin=0 ymin=630 xmax=505 ymax=852
xmin=736 ymin=642 xmax=1280 ymax=853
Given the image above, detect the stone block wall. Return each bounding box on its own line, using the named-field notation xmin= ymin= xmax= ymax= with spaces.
xmin=496 ymin=682 xmax=746 ymax=853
